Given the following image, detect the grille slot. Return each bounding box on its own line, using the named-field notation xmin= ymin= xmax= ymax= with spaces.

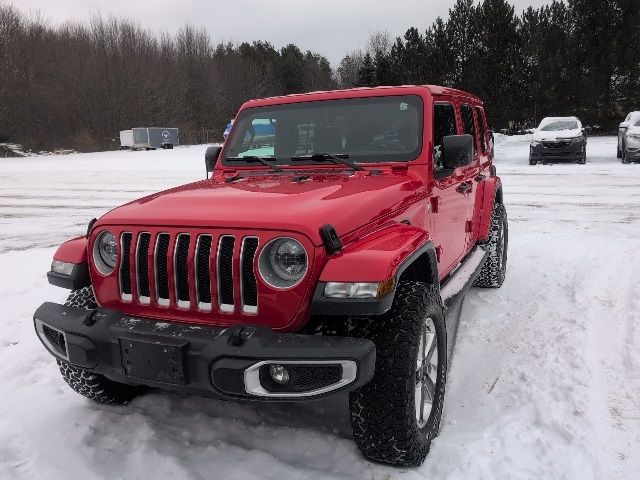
xmin=174 ymin=234 xmax=191 ymax=308
xmin=155 ymin=233 xmax=170 ymax=306
xmin=120 ymin=232 xmax=132 ymax=301
xmin=136 ymin=232 xmax=151 ymax=304
xmin=241 ymin=237 xmax=259 ymax=313
xmin=218 ymin=236 xmax=235 ymax=312
xmin=196 ymin=235 xmax=213 ymax=310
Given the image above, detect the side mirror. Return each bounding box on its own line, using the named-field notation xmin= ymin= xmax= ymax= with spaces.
xmin=442 ymin=134 xmax=474 ymax=170
xmin=205 ymin=145 xmax=222 ymax=176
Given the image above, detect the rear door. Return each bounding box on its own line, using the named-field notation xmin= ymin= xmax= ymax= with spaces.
xmin=471 ymin=106 xmax=492 ymax=245
xmin=458 ymin=103 xmax=482 ymax=252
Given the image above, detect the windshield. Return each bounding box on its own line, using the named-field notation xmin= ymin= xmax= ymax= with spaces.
xmin=539 ymin=119 xmax=579 ymax=131
xmin=222 ymin=95 xmax=423 ymax=167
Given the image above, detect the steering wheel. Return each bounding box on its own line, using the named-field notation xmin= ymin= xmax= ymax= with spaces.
xmin=362 ymin=140 xmax=408 ymax=152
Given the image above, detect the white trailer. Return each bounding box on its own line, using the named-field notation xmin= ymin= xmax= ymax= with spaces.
xmin=119 ymin=128 xmax=179 ymax=150
xmin=119 ymin=130 xmax=134 ymax=149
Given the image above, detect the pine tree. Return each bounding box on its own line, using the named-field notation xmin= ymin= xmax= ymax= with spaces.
xmin=357 ymin=53 xmax=376 ymax=87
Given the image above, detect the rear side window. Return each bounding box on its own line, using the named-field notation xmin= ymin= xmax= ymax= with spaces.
xmin=461 ymin=104 xmax=476 ymax=138
xmin=433 ymin=103 xmax=456 ymax=171
xmin=475 ymin=106 xmax=487 ymax=153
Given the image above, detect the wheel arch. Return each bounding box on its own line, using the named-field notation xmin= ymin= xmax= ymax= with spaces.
xmin=312 ymin=225 xmax=440 ymax=316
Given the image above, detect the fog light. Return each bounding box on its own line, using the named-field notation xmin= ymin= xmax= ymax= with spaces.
xmin=269 ymin=364 xmax=290 ymax=385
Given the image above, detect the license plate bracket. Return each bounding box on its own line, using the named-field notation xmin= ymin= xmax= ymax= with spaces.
xmin=120 ymin=337 xmax=188 ymax=385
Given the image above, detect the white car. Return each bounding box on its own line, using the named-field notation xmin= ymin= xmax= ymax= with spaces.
xmin=622 ymin=117 xmax=640 ymax=163
xmin=529 ymin=117 xmax=587 ymax=165
xmin=618 ymin=111 xmax=640 ymax=158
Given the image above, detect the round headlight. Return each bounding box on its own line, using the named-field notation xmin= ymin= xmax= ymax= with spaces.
xmin=258 ymin=237 xmax=308 ymax=289
xmin=93 ymin=231 xmax=118 ymax=274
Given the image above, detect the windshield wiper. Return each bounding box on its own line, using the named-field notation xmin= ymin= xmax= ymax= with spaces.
xmin=291 ymin=153 xmax=363 ymax=171
xmin=226 ymin=156 xmax=283 ymax=173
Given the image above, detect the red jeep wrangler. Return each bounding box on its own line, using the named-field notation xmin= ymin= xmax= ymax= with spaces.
xmin=35 ymin=86 xmax=507 ymax=467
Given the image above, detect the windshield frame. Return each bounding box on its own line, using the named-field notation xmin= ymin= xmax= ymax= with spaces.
xmin=221 ymin=95 xmax=425 ymax=168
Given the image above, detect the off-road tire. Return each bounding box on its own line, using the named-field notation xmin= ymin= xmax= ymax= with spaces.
xmin=57 ymin=287 xmax=146 ymax=405
xmin=474 ymin=203 xmax=508 ymax=288
xmin=348 ymin=281 xmax=447 ymax=467
xmin=622 ymin=149 xmax=630 ymax=164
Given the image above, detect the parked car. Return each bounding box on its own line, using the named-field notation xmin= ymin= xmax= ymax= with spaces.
xmin=119 ymin=127 xmax=179 ymax=150
xmin=529 ymin=116 xmax=587 ymax=165
xmin=618 ymin=111 xmax=640 ymax=158
xmin=34 ymin=85 xmax=508 ymax=467
xmin=622 ymin=117 xmax=640 ymax=164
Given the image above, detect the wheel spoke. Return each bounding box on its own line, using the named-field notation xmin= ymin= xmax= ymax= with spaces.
xmin=417 ymin=379 xmax=425 ymax=422
xmin=425 ymin=332 xmax=437 ymax=364
xmin=424 ymin=375 xmax=435 ymax=402
xmin=420 ymin=382 xmax=427 ymax=423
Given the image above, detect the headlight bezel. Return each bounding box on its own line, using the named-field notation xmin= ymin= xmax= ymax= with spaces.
xmin=258 ymin=237 xmax=308 ymax=290
xmin=93 ymin=230 xmax=118 ymax=275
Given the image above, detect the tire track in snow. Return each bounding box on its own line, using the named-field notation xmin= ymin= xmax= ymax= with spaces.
xmin=574 ymin=242 xmax=640 ymax=479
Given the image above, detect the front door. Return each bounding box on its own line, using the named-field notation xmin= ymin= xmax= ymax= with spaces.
xmin=430 ymin=101 xmax=475 ymax=277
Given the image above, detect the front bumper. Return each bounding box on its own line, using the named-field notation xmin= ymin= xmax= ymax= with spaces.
xmin=34 ymin=302 xmax=375 ymax=400
xmin=625 ymin=147 xmax=640 ymax=160
xmin=530 ymin=138 xmax=586 ymax=162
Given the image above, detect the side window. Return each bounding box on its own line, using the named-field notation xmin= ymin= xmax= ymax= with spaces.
xmin=461 ymin=103 xmax=480 ymax=159
xmin=475 ymin=106 xmax=487 ymax=153
xmin=433 ymin=102 xmax=456 ymax=171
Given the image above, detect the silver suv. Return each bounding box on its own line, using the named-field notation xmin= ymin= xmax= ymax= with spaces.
xmin=618 ymin=111 xmax=640 ymax=158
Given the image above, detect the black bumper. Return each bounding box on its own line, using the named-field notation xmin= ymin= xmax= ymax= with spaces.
xmin=33 ymin=302 xmax=375 ymax=400
xmin=530 ymin=139 xmax=586 ymax=162
xmin=624 ymin=148 xmax=640 ymax=161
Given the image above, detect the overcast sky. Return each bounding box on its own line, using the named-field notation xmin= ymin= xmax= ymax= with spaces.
xmin=12 ymin=0 xmax=552 ymax=64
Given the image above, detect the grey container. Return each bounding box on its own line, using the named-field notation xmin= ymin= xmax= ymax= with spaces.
xmin=131 ymin=127 xmax=179 ymax=149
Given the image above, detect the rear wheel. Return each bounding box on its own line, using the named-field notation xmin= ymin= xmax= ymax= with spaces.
xmin=474 ymin=202 xmax=508 ymax=288
xmin=622 ymin=149 xmax=631 ymax=164
xmin=529 ymin=157 xmax=537 ymax=166
xmin=57 ymin=287 xmax=146 ymax=405
xmin=348 ymin=281 xmax=446 ymax=467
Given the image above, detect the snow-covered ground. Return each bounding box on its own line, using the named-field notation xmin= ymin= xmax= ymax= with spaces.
xmin=1 ymin=137 xmax=638 ymax=479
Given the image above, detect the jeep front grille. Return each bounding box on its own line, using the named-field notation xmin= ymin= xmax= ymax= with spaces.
xmin=119 ymin=231 xmax=259 ymax=314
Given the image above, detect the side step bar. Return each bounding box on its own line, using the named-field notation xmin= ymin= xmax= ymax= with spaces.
xmin=440 ymin=246 xmax=489 ymax=310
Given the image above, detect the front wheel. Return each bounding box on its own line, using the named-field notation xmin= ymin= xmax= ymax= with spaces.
xmin=622 ymin=149 xmax=631 ymax=164
xmin=578 ymin=146 xmax=586 ymax=164
xmin=349 ymin=281 xmax=446 ymax=466
xmin=57 ymin=287 xmax=147 ymax=405
xmin=529 ymin=157 xmax=537 ymax=166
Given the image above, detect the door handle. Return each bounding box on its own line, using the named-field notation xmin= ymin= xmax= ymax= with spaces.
xmin=457 ymin=182 xmax=472 ymax=194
